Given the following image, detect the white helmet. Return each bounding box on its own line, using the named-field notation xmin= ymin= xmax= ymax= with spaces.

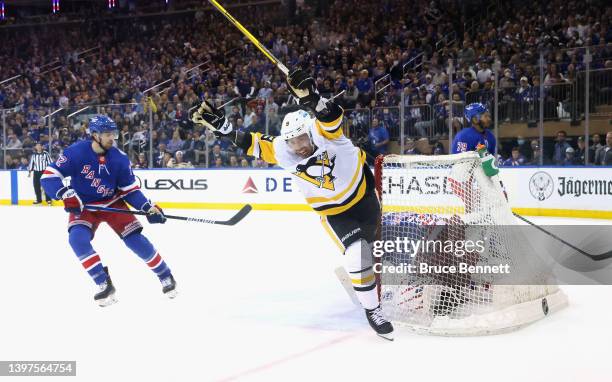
xmin=280 ymin=110 xmax=313 ymax=141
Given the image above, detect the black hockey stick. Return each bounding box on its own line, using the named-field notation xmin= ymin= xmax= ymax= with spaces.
xmin=490 ymin=174 xmax=612 ymax=262
xmin=85 ymin=204 xmax=253 ymax=226
xmin=512 ymin=212 xmax=612 ymax=261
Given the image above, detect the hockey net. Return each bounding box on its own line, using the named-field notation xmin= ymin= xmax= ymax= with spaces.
xmin=374 ymin=152 xmax=568 ymax=336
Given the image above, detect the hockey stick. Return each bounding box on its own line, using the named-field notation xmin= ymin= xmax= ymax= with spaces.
xmin=85 ymin=204 xmax=253 ymax=226
xmin=207 ymin=1 xmax=347 ymax=104
xmin=512 ymin=212 xmax=612 ymax=261
xmin=334 ymin=266 xmax=362 ymax=307
xmin=207 ymin=0 xmax=289 ymax=75
xmin=492 ymin=173 xmax=612 ymax=261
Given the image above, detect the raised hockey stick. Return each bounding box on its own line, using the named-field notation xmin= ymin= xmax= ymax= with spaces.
xmin=85 ymin=204 xmax=253 ymax=226
xmin=207 ymin=0 xmax=289 ymax=75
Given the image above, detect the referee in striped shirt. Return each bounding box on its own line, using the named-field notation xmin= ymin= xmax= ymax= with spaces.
xmin=28 ymin=143 xmax=53 ymax=205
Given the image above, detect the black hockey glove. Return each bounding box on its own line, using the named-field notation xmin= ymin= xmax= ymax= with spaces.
xmin=287 ymin=69 xmax=320 ymax=110
xmin=191 ymin=100 xmax=234 ymax=137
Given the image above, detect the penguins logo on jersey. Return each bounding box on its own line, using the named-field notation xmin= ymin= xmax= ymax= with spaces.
xmin=293 ymin=151 xmax=336 ymax=191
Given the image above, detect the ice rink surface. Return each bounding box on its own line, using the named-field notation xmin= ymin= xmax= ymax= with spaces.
xmin=1 ymin=206 xmax=611 ymax=382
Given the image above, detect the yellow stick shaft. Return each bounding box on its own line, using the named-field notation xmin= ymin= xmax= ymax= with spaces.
xmin=207 ymin=0 xmax=289 ymax=75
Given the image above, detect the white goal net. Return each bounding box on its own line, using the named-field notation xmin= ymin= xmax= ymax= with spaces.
xmin=375 ymin=152 xmax=568 ymax=336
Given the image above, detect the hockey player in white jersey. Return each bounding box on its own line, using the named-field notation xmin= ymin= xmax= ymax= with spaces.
xmin=192 ymin=69 xmax=393 ymax=340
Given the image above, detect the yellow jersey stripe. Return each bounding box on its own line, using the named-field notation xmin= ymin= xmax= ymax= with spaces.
xmin=305 ymin=150 xmax=365 ymax=204
xmin=247 ymin=133 xmax=278 ymax=164
xmin=320 ymin=216 xmax=345 ymax=252
xmin=316 ymin=120 xmax=343 ymax=140
xmin=315 ymin=175 xmax=367 ymax=216
xmin=317 ymin=114 xmax=343 ymax=129
xmin=246 ymin=134 xmax=258 ymax=157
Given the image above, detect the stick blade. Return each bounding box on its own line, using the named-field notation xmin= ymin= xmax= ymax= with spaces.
xmin=334 ymin=267 xmax=362 ymax=307
xmin=220 ymin=204 xmax=253 ymax=226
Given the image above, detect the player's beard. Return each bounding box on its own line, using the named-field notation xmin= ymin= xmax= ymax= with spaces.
xmin=101 ymin=138 xmax=114 ymax=150
xmin=296 ymin=145 xmax=314 ymax=158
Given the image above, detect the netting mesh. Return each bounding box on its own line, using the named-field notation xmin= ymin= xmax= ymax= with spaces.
xmin=377 ymin=153 xmax=567 ymax=335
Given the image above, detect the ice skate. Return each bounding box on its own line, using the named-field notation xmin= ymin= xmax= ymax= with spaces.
xmin=365 ymin=305 xmax=394 ymax=341
xmin=161 ymin=274 xmax=177 ymax=299
xmin=94 ymin=267 xmax=117 ymax=307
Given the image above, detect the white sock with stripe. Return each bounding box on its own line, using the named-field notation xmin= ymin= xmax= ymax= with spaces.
xmin=344 ymin=240 xmax=379 ymax=310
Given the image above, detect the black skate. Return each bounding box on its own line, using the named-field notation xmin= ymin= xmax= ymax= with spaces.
xmin=160 ymin=274 xmax=177 ymax=299
xmin=94 ymin=267 xmax=117 ymax=307
xmin=365 ymin=305 xmax=394 ymax=341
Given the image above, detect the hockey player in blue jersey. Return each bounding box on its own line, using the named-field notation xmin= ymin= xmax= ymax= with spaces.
xmin=41 ymin=115 xmax=177 ymax=306
xmin=451 ymin=102 xmax=496 ymax=155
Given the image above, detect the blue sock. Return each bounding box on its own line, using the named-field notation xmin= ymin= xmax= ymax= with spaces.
xmin=69 ymin=225 xmax=107 ymax=285
xmin=123 ymin=232 xmax=171 ymax=280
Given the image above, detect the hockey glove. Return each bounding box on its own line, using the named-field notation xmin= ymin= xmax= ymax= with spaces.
xmin=58 ymin=187 xmax=83 ymax=214
xmin=191 ymin=100 xmax=233 ymax=137
xmin=287 ymin=69 xmax=320 ymax=110
xmin=142 ymin=202 xmax=167 ymax=224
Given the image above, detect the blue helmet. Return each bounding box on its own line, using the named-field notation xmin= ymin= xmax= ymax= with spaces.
xmin=88 ymin=115 xmax=117 ymax=135
xmin=464 ymin=103 xmax=488 ymax=124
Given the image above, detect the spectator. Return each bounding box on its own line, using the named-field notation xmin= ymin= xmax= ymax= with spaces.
xmin=515 ymin=77 xmax=532 ymax=121
xmin=403 ymin=138 xmax=421 ymax=155
xmin=502 ymin=147 xmax=526 ymax=166
xmin=592 ymin=134 xmax=603 ymax=152
xmin=595 ymin=131 xmax=612 ymax=166
xmin=476 ymin=60 xmax=493 ymax=85
xmin=133 ymin=152 xmax=149 ymax=169
xmin=356 ymin=69 xmax=374 ymax=105
xmin=6 ymin=133 xmax=22 ymax=149
xmin=552 ymin=130 xmax=571 ymax=165
xmin=167 ymin=150 xmax=194 ymax=168
xmin=367 ymin=118 xmax=390 ymax=157
xmin=166 ymin=129 xmax=184 ymax=154
xmin=342 ymin=77 xmax=359 ymax=108
xmin=162 ymin=151 xmax=173 ymax=168
xmin=458 ymin=40 xmax=476 ymax=67
xmin=575 ymin=136 xmax=589 ymax=165
xmin=17 ymin=157 xmax=29 ymax=170
xmin=209 ymin=144 xmax=226 ymax=167
xmin=526 ymin=143 xmax=546 ymax=165
xmin=192 ymin=131 xmax=208 ymax=166
xmin=561 ymin=147 xmax=578 ymax=166
xmin=228 ymin=155 xmax=239 ymax=168
xmin=516 ymin=135 xmax=531 ymax=160
xmin=248 ymin=114 xmax=265 ymax=134
xmin=154 ymin=143 xmax=168 ymax=168
xmin=592 ymin=133 xmax=606 ymax=165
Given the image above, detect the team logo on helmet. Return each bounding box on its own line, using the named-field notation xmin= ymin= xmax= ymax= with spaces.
xmin=293 ymin=151 xmax=336 ymax=191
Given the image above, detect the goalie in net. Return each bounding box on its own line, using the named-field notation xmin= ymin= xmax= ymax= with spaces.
xmin=375 ymin=104 xmax=568 ymax=336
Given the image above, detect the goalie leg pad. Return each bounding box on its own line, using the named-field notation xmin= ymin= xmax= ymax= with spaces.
xmin=344 ymin=239 xmax=379 ymax=310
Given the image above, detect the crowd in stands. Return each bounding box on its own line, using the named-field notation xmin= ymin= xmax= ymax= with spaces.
xmin=0 ymin=0 xmax=611 ymax=169
xmin=497 ymin=131 xmax=612 ymax=166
